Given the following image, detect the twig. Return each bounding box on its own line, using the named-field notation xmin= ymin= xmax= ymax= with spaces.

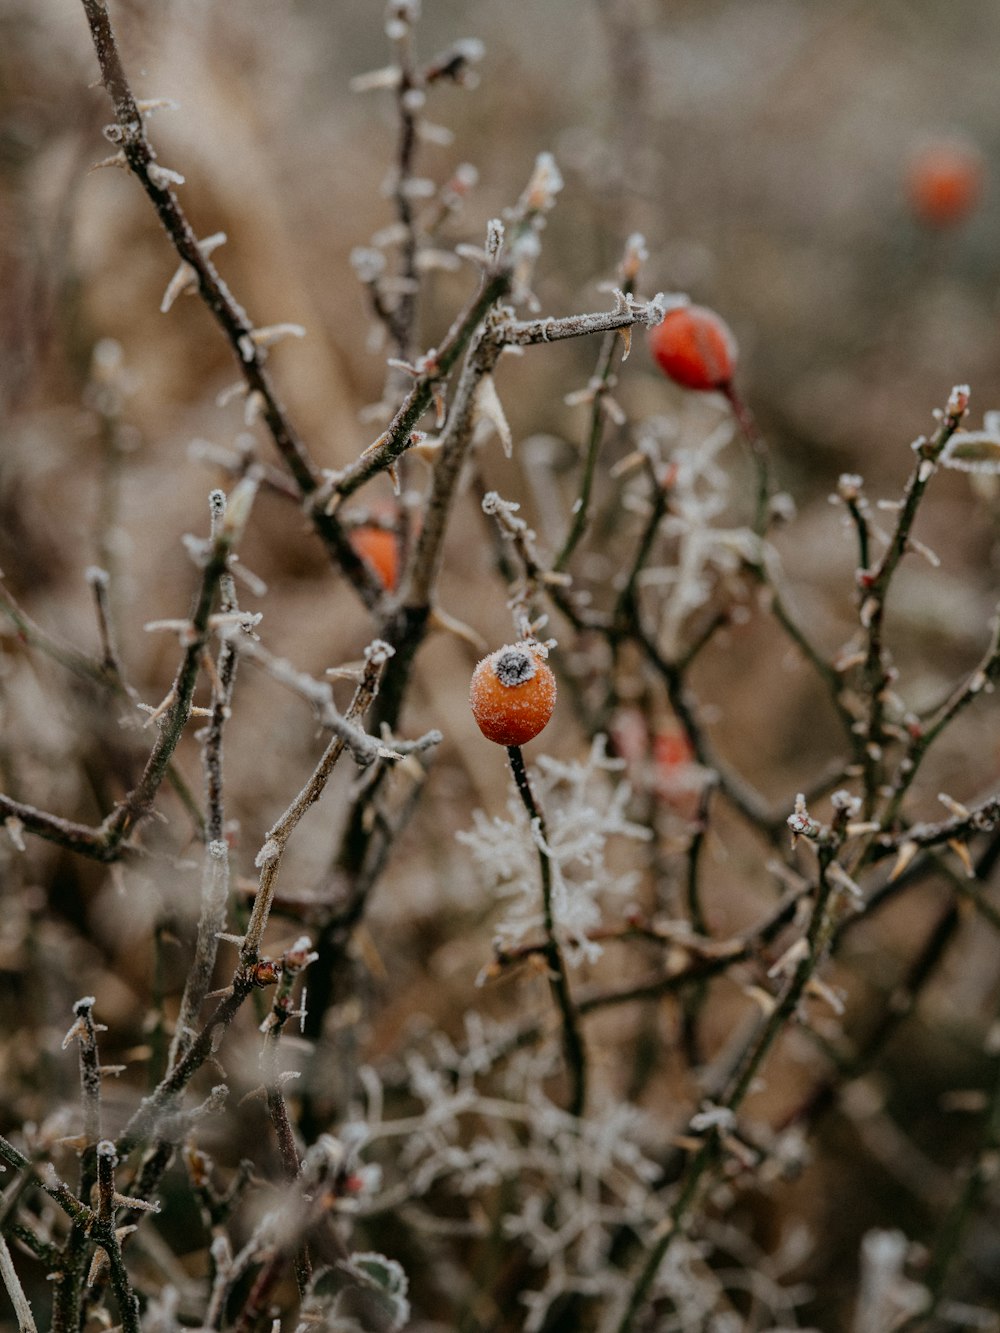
xmin=170 ymin=504 xmax=240 ymax=1068
xmin=260 ymin=937 xmax=316 ymax=1295
xmin=554 ymin=335 xmax=624 ymax=571
xmin=615 ymin=799 xmax=849 ymax=1331
xmin=0 ymin=1235 xmax=37 ymax=1333
xmin=856 ymin=386 xmax=968 ymax=817
xmin=1 ymin=489 xmax=245 ymax=860
xmin=78 ymin=0 xmax=378 ymax=606
xmin=506 ymin=744 xmax=588 ymax=1118
xmin=240 ymin=639 xmax=403 ymax=964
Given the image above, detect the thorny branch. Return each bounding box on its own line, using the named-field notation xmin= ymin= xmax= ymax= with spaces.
xmin=0 ymin=2 xmax=993 ymax=1330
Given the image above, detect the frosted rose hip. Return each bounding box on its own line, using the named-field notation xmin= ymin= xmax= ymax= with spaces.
xmin=470 ymin=644 xmax=556 ymax=746
xmin=648 ymin=304 xmax=738 ymax=391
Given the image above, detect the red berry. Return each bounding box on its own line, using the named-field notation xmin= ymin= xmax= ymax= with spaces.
xmin=649 ymin=305 xmax=738 ymax=391
xmin=653 ymin=730 xmax=694 ymax=772
xmin=470 ymin=644 xmax=556 ymax=747
xmin=350 ymin=525 xmax=400 ymax=591
xmin=906 ymin=139 xmax=984 ymax=228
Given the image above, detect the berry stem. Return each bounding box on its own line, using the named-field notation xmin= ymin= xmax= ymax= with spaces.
xmin=723 ymin=382 xmax=771 ymax=537
xmin=506 ymin=744 xmax=588 ymax=1118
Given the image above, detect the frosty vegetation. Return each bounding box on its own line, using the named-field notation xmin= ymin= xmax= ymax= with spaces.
xmin=1 ymin=3 xmax=1000 ymax=1332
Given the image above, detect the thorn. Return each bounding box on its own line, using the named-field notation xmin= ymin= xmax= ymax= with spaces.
xmin=948 ymin=838 xmax=975 ymax=878
xmin=89 ymin=151 xmax=128 ymax=173
xmin=427 ymin=606 xmax=488 ymax=652
xmin=889 ymin=840 xmax=919 ymax=882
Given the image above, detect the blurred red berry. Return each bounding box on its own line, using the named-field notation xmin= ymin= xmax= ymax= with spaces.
xmin=350 ymin=525 xmax=400 ymax=591
xmin=906 ymin=139 xmax=984 ymax=228
xmin=653 ymin=730 xmax=694 ymax=772
xmin=649 ymin=304 xmax=738 ymax=391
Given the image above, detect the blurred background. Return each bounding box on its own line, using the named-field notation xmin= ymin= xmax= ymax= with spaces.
xmin=2 ymin=0 xmax=1000 ymax=1327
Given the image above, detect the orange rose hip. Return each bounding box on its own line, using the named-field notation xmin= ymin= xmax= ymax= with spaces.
xmin=470 ymin=644 xmax=556 ymax=746
xmin=648 ymin=304 xmax=738 ymax=391
xmin=349 ymin=524 xmax=400 ymax=591
xmin=906 ymin=138 xmax=984 ymax=228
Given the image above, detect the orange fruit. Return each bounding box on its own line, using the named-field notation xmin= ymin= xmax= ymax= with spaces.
xmin=350 ymin=525 xmax=400 ymax=591
xmin=648 ymin=304 xmax=738 ymax=391
xmin=470 ymin=644 xmax=556 ymax=746
xmin=906 ymin=139 xmax=984 ymax=228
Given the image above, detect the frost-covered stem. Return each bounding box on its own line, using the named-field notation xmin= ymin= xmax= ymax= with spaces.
xmin=781 ymin=896 xmax=960 ymax=1134
xmin=78 ymin=0 xmax=375 ymax=604
xmin=6 ymin=572 xmax=209 ymax=835
xmin=505 ymin=744 xmax=588 ymax=1118
xmin=261 ymin=958 xmax=312 ymax=1295
xmin=0 ymin=796 xmax=114 ymax=862
xmin=680 ymin=782 xmax=714 ymax=1065
xmin=858 ymin=391 xmax=967 ymax=818
xmin=99 ymin=510 xmax=235 ymax=850
xmin=241 ymin=643 xmax=393 ymax=964
xmin=0 ymin=574 xmax=202 ymax=834
xmin=364 ymin=329 xmax=504 ymax=737
xmin=503 ymin=301 xmax=662 ymax=348
xmin=83 ymin=0 xmax=313 ymax=495
xmin=389 ymin=4 xmax=420 ymax=364
xmin=87 ymin=568 xmax=125 ymax=685
xmin=263 ymin=978 xmax=303 ymax=1182
xmin=617 ymin=846 xmax=840 ymax=1332
xmin=55 ymin=1000 xmax=106 ymax=1330
xmin=483 ymin=488 xmax=600 ymax=634
xmin=170 ymin=840 xmax=230 ymax=1070
xmin=6 ymin=1225 xmax=59 ymax=1271
xmin=92 ymin=1149 xmax=141 ymax=1333
xmin=0 ymin=1235 xmax=36 ymax=1333
xmin=0 ymin=578 xmax=113 ymax=687
xmin=2 ymin=1138 xmax=96 ymax=1333
xmin=722 ymin=383 xmax=771 ymax=537
xmin=73 ymin=998 xmax=103 ymax=1177
xmin=95 ymin=1140 xmax=116 ymax=1222
xmin=101 ymin=1237 xmax=140 ymax=1333
xmin=115 ymin=982 xmax=251 ymax=1158
xmin=870 ymin=791 xmax=1000 ymax=861
xmin=570 ymin=893 xmax=794 ymax=1012
xmin=81 ymin=0 xmax=314 ymax=494
xmin=845 ymin=492 xmax=871 ymax=575
xmin=554 ymin=329 xmax=626 ymax=573
xmin=0 ymin=1141 xmax=91 ymax=1225
xmin=614 ymin=455 xmax=670 ymax=624
xmin=0 ymin=505 xmax=236 ymax=861
xmin=329 ymin=266 xmax=512 ymax=501
xmin=170 ymin=558 xmax=239 ymax=1068
xmin=406 ymin=334 xmax=503 ymax=609
xmin=204 ymin=562 xmax=239 ymax=842
xmin=878 ymin=609 xmax=1000 ymax=834
xmin=723 ymin=853 xmax=838 ymax=1111
xmin=838 ymin=825 xmax=1000 ymax=949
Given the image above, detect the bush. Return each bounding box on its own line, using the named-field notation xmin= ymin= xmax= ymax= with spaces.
xmin=2 ymin=3 xmax=1000 ymax=1330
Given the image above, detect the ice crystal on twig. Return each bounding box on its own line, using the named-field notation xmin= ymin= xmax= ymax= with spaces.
xmin=457 ymin=736 xmax=649 ymax=962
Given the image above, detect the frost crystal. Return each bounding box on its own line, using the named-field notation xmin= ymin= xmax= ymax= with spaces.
xmin=349 ymin=1013 xmax=790 ymax=1332
xmin=457 ymin=736 xmax=650 ymax=963
xmin=634 ymin=415 xmax=760 ymax=657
